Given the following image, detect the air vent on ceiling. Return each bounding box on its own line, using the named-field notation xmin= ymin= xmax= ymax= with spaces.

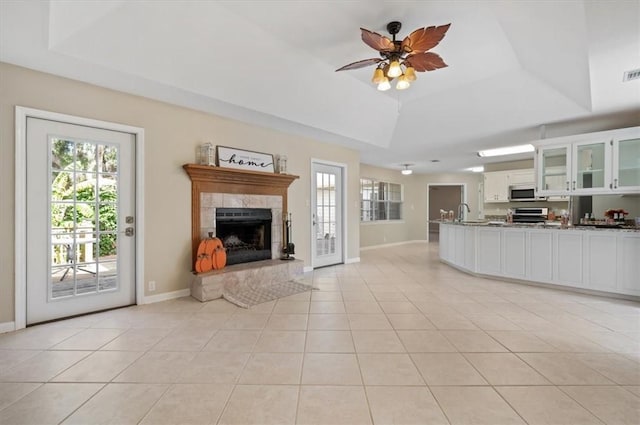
xmin=623 ymin=68 xmax=640 ymax=82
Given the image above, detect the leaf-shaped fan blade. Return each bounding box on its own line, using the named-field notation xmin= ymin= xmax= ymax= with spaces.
xmin=360 ymin=28 xmax=394 ymax=52
xmin=404 ymin=52 xmax=448 ymax=72
xmin=335 ymin=58 xmax=382 ymax=72
xmin=401 ymin=24 xmax=451 ymax=53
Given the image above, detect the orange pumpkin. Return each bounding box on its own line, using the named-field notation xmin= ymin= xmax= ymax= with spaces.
xmin=195 ymin=236 xmax=226 ymax=273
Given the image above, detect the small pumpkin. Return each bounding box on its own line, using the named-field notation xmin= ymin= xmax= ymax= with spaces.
xmin=195 ymin=234 xmax=227 ymax=273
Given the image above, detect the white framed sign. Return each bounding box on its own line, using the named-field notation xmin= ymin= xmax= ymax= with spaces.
xmin=216 ymin=146 xmax=275 ymax=173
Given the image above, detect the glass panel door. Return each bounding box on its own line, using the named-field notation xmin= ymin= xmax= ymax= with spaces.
xmin=50 ymin=139 xmax=119 ymax=299
xmin=615 ymin=138 xmax=640 ymax=190
xmin=26 ymin=117 xmax=136 ymax=325
xmin=312 ymin=162 xmax=343 ymax=268
xmin=573 ymin=141 xmax=608 ymax=192
xmin=539 ymin=145 xmax=570 ymax=193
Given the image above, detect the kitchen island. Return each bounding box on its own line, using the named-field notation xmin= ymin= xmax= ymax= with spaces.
xmin=438 ymin=221 xmax=640 ymax=298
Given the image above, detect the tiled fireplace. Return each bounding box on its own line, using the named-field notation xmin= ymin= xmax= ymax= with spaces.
xmin=200 ymin=194 xmax=282 ymax=263
xmin=183 ymin=164 xmax=301 ymax=303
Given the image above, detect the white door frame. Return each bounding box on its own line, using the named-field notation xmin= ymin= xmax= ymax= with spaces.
xmin=310 ymin=159 xmax=347 ymax=268
xmin=426 ymin=183 xmax=467 ymax=242
xmin=14 ymin=106 xmax=145 ymax=330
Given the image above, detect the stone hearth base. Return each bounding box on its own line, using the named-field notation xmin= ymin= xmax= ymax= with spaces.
xmin=191 ymin=259 xmax=304 ymax=302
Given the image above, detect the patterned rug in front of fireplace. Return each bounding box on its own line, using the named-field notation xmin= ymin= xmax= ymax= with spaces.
xmin=223 ymin=279 xmax=314 ymax=308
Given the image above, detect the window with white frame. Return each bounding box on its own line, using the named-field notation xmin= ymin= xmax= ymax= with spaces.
xmin=360 ymin=178 xmax=403 ymax=222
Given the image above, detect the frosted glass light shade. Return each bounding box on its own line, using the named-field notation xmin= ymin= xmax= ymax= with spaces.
xmin=388 ymin=60 xmax=402 ymax=78
xmin=377 ymin=78 xmax=391 ymax=91
xmin=396 ymin=75 xmax=410 ymax=90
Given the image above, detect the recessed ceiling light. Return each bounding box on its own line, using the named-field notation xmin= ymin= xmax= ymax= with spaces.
xmin=477 ymin=144 xmax=535 ymax=157
xmin=467 ymin=166 xmax=484 ymax=173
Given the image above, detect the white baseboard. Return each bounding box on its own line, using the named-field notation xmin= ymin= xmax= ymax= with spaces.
xmin=0 ymin=321 xmax=16 ymax=334
xmin=345 ymin=257 xmax=360 ymax=264
xmin=142 ymin=288 xmax=191 ymax=304
xmin=360 ymin=240 xmax=428 ymax=251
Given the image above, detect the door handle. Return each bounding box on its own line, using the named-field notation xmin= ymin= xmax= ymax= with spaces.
xmin=566 ymin=181 xmax=570 ymax=191
xmin=124 ymin=227 xmax=134 ymax=237
xmin=572 ymin=181 xmax=576 ymax=190
xmin=614 ymin=178 xmax=618 ymax=189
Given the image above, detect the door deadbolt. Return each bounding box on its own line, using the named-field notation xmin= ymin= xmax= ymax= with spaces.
xmin=126 ymin=216 xmax=134 ymax=224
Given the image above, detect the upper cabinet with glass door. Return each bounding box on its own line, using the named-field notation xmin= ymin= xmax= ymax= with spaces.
xmin=571 ymin=139 xmax=611 ymax=194
xmin=536 ymin=144 xmax=571 ymax=196
xmin=613 ymin=136 xmax=640 ymax=192
xmin=534 ymin=127 xmax=640 ymax=196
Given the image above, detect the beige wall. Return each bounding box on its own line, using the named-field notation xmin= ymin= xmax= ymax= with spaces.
xmin=0 ymin=62 xmax=360 ymax=324
xmin=359 ymin=164 xmax=482 ymax=247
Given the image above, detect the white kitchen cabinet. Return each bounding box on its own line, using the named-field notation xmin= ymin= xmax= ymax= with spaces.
xmin=454 ymin=226 xmax=465 ymax=266
xmin=612 ymin=136 xmax=640 ymax=192
xmin=464 ymin=226 xmax=476 ymax=271
xmin=586 ymin=233 xmax=618 ymax=292
xmin=476 ymin=227 xmax=502 ymax=274
xmin=483 ymin=171 xmax=509 ymax=203
xmin=528 ymin=230 xmax=553 ymax=283
xmin=618 ymin=233 xmax=640 ymax=294
xmin=571 ymin=139 xmax=610 ymax=194
xmin=536 ymin=144 xmax=572 ymax=196
xmin=508 ymin=169 xmax=535 ymax=185
xmin=554 ymin=232 xmax=584 ymax=287
xmin=447 ymin=223 xmax=456 ymax=262
xmin=502 ymin=229 xmax=527 ymax=279
xmin=439 ymin=224 xmax=449 ymax=261
xmin=439 ymin=223 xmax=639 ymax=298
xmin=534 ymin=127 xmax=640 ymax=196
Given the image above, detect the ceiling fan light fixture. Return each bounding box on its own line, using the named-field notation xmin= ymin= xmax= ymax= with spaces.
xmin=396 ymin=74 xmax=410 ymax=90
xmin=401 ymin=164 xmax=413 ymax=175
xmin=405 ymin=66 xmax=417 ymax=82
xmin=371 ymin=67 xmax=385 ymax=84
xmin=387 ymin=60 xmax=402 ymax=78
xmin=377 ymin=77 xmax=391 ymax=91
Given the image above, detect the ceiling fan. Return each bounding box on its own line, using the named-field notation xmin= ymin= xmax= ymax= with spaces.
xmin=336 ymin=21 xmax=451 ymax=91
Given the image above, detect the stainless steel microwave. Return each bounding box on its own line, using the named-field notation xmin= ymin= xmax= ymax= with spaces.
xmin=509 ymin=185 xmax=546 ymax=202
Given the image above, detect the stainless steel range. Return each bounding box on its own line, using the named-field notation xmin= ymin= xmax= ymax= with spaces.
xmin=512 ymin=207 xmax=549 ymax=223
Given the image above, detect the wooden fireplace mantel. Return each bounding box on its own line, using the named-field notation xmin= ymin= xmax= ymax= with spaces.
xmin=183 ymin=164 xmax=299 ymax=266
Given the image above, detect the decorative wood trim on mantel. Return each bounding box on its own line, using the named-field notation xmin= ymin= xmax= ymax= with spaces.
xmin=183 ymin=164 xmax=299 ymax=267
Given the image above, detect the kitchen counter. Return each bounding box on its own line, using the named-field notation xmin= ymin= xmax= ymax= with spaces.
xmin=431 ymin=220 xmax=640 ymax=232
xmin=438 ymin=222 xmax=640 ymax=298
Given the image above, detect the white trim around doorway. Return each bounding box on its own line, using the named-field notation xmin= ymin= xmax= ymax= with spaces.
xmin=14 ymin=106 xmax=145 ymax=330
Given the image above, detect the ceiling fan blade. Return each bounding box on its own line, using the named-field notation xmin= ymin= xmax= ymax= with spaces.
xmin=360 ymin=28 xmax=394 ymax=52
xmin=401 ymin=24 xmax=451 ymax=53
xmin=335 ymin=58 xmax=382 ymax=72
xmin=404 ymin=52 xmax=448 ymax=72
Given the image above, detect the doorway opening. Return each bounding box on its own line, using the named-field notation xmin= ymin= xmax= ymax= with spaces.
xmin=427 ymin=184 xmax=465 ymax=243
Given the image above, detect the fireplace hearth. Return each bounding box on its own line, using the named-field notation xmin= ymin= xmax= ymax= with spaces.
xmin=216 ymin=208 xmax=272 ymax=266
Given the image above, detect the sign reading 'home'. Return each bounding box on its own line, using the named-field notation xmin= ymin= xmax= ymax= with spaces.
xmin=216 ymin=146 xmax=275 ymax=173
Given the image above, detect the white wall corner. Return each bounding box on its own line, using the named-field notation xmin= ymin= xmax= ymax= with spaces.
xmin=0 ymin=321 xmax=16 ymax=334
xmin=142 ymin=288 xmax=191 ymax=304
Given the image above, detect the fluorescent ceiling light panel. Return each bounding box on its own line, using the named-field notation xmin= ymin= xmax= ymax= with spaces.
xmin=477 ymin=144 xmax=535 ymax=157
xmin=467 ymin=166 xmax=484 ymax=172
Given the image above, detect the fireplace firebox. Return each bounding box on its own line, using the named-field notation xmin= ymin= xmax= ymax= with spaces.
xmin=216 ymin=208 xmax=272 ymax=266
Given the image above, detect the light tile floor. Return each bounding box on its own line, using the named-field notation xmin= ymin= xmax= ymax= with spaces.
xmin=0 ymin=243 xmax=639 ymax=424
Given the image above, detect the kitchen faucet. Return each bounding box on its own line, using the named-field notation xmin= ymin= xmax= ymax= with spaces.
xmin=457 ymin=203 xmax=470 ymax=222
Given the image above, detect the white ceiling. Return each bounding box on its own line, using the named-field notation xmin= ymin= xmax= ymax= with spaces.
xmin=2 ymin=1 xmax=639 ymax=173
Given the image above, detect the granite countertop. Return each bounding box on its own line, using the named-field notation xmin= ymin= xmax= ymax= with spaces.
xmin=432 ymin=220 xmax=640 ymax=232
